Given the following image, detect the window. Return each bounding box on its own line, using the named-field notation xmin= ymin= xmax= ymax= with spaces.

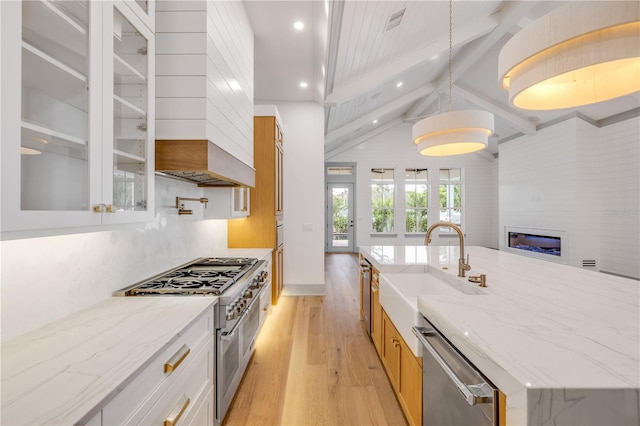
xmin=405 ymin=168 xmax=428 ymax=233
xmin=327 ymin=166 xmax=353 ymax=175
xmin=371 ymin=168 xmax=394 ymax=232
xmin=439 ymin=168 xmax=462 ymax=230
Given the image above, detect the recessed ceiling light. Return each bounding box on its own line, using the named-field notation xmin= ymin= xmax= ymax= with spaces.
xmin=294 ymin=21 xmax=304 ymax=30
xmin=430 ymin=54 xmax=440 ymax=61
xmin=373 ymin=119 xmax=378 ymax=124
xmin=299 ymin=82 xmax=308 ymax=88
xmin=396 ymin=82 xmax=403 ymax=88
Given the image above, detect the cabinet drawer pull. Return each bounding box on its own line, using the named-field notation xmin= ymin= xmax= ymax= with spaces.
xmin=164 ymin=344 xmax=190 ymax=373
xmin=164 ymin=394 xmax=190 ymax=426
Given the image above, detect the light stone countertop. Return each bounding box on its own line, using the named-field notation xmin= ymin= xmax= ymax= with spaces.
xmin=0 ymin=249 xmax=272 ymax=425
xmin=360 ymin=245 xmax=640 ymax=426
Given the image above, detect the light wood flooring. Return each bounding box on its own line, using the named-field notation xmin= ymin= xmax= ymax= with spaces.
xmin=223 ymin=253 xmax=407 ymax=426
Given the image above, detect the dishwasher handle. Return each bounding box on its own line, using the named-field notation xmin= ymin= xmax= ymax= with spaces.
xmin=413 ymin=326 xmax=494 ymax=406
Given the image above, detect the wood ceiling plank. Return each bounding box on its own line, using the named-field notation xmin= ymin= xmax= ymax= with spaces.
xmin=325 ymin=14 xmax=498 ymax=105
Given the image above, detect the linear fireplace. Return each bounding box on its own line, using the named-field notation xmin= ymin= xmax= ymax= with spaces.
xmin=504 ymin=226 xmax=567 ymax=264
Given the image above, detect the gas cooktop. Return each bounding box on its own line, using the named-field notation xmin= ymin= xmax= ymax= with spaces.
xmin=118 ymin=257 xmax=259 ymax=296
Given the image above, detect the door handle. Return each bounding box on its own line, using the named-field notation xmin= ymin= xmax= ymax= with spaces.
xmin=412 ymin=326 xmax=494 ymax=406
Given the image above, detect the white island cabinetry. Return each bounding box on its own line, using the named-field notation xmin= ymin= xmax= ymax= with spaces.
xmin=0 ymin=0 xmax=155 ymax=234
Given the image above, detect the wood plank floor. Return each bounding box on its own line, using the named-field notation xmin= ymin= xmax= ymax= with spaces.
xmin=223 ymin=253 xmax=407 ymax=426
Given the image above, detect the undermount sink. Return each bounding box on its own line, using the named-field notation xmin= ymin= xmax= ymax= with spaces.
xmin=379 ymin=273 xmax=477 ymax=356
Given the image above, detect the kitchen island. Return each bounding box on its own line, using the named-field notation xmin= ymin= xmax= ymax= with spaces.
xmin=360 ymin=245 xmax=640 ymax=426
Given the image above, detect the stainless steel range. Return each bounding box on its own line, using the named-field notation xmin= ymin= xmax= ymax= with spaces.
xmin=115 ymin=257 xmax=271 ymax=426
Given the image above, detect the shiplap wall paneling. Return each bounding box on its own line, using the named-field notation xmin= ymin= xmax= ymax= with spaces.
xmin=499 ymin=116 xmax=639 ymax=279
xmin=155 ymin=1 xmax=254 ymax=167
xmin=598 ymin=117 xmax=640 ymax=279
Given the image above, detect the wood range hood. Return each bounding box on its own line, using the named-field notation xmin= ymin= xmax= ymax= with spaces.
xmin=155 ymin=140 xmax=255 ymax=188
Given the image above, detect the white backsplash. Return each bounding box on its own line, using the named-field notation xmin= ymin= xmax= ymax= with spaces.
xmin=1 ymin=176 xmax=228 ymax=342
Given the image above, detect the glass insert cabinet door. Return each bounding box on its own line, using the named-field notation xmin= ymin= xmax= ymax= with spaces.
xmin=20 ymin=0 xmax=92 ymax=212
xmin=108 ymin=6 xmax=150 ymax=214
xmin=0 ymin=1 xmax=154 ymax=233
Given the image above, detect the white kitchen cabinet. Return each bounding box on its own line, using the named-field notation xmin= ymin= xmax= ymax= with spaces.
xmin=122 ymin=0 xmax=155 ymax=33
xmin=85 ymin=411 xmax=102 ymax=426
xmin=0 ymin=0 xmax=155 ymax=234
xmin=203 ymin=187 xmax=250 ymax=219
xmin=102 ymin=305 xmax=214 ymax=425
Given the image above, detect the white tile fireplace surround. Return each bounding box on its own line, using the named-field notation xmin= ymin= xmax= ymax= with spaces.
xmin=504 ymin=226 xmax=567 ymax=264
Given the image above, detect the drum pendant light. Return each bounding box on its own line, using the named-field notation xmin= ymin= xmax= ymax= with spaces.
xmin=412 ymin=0 xmax=494 ymax=156
xmin=499 ymin=2 xmax=640 ymax=110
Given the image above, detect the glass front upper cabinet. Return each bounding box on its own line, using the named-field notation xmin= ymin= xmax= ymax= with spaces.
xmin=20 ymin=0 xmax=91 ymax=211
xmin=1 ymin=1 xmax=154 ymax=234
xmin=111 ymin=7 xmax=149 ymax=213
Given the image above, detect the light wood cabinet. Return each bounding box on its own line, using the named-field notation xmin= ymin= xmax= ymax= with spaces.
xmin=275 ymin=124 xmax=284 ymax=215
xmin=371 ymin=267 xmax=383 ymax=354
xmin=228 ymin=113 xmax=284 ymax=304
xmin=381 ymin=309 xmax=422 ymax=426
xmin=1 ymin=0 xmax=155 ymax=233
xmin=274 ymin=246 xmax=284 ymax=304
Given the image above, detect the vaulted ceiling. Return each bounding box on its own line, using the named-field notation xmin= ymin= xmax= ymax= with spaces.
xmin=244 ymin=1 xmax=640 ymax=159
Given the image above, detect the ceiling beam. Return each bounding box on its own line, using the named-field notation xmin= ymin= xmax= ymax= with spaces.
xmin=312 ymin=1 xmax=329 ymax=104
xmin=454 ymin=84 xmax=537 ymax=135
xmin=324 ymin=15 xmax=498 ymax=106
xmin=325 ymin=83 xmax=434 ymax=145
xmin=406 ymin=1 xmax=541 ymax=119
xmin=325 ymin=118 xmax=404 ymax=158
xmin=323 ymin=0 xmax=345 ymax=131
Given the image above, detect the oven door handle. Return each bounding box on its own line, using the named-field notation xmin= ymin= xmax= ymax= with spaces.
xmin=412 ymin=326 xmax=494 ymax=406
xmin=221 ymin=290 xmax=262 ymax=341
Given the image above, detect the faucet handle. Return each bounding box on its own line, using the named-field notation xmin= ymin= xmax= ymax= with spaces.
xmin=462 ymin=254 xmax=471 ymax=270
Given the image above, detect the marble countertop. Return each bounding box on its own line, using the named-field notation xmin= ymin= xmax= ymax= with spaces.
xmin=1 ymin=248 xmax=272 ymax=425
xmin=360 ymin=245 xmax=640 ymax=425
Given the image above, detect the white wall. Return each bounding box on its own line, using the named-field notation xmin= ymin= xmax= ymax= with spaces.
xmin=327 ymin=124 xmax=498 ymax=249
xmin=597 ymin=117 xmax=640 ymax=279
xmin=271 ymin=102 xmax=326 ymax=295
xmin=499 ymin=116 xmax=639 ymax=279
xmin=1 ymin=176 xmax=228 ymax=342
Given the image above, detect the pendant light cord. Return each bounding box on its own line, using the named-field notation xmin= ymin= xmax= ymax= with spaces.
xmin=448 ymin=0 xmax=453 ymax=112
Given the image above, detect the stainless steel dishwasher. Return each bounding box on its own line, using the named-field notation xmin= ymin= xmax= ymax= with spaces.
xmin=359 ymin=258 xmax=372 ymax=335
xmin=413 ymin=316 xmax=499 ymax=426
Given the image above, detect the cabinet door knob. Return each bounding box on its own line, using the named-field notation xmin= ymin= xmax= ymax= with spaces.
xmin=105 ymin=204 xmax=117 ymax=213
xmin=93 ymin=204 xmax=106 ymax=213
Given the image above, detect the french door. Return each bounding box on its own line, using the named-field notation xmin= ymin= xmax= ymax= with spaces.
xmin=327 ymin=183 xmax=354 ymax=252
